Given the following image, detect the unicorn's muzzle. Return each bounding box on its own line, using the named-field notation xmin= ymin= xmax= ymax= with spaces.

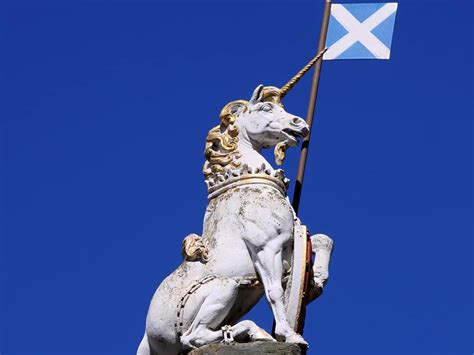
xmin=281 ymin=117 xmax=309 ymax=145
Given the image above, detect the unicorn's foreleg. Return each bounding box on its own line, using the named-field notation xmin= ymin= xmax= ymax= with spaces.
xmin=251 ymin=243 xmax=308 ymax=346
xmin=180 ymin=278 xmax=239 ymax=350
xmin=307 ymin=234 xmax=334 ymax=303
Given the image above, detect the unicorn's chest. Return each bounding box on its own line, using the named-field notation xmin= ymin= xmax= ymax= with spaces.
xmin=207 ymin=185 xmax=294 ymax=230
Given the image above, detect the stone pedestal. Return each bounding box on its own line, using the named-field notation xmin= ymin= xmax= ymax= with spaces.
xmin=189 ymin=341 xmax=306 ymax=354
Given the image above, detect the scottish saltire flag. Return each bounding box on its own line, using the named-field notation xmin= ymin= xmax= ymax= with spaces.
xmin=324 ymin=3 xmax=398 ymax=60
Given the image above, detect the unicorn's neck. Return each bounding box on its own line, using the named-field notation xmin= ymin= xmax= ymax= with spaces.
xmin=237 ymin=130 xmax=275 ymax=173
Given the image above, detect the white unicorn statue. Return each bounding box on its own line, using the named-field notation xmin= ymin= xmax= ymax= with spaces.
xmin=138 ymin=55 xmax=333 ymax=355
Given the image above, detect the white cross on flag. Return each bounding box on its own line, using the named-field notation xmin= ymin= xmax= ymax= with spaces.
xmin=324 ymin=3 xmax=398 ymax=60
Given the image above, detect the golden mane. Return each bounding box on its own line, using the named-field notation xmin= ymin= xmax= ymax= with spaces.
xmin=203 ymin=100 xmax=247 ymax=179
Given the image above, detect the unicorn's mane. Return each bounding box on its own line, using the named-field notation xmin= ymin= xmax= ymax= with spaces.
xmin=202 ymin=100 xmax=247 ymax=180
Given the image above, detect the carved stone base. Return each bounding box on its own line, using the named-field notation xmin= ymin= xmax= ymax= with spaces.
xmin=189 ymin=341 xmax=306 ymax=354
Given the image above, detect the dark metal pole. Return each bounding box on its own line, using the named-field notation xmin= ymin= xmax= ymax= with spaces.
xmin=272 ymin=1 xmax=333 ymax=339
xmin=293 ymin=0 xmax=332 ymax=337
xmin=292 ymin=0 xmax=332 ymax=215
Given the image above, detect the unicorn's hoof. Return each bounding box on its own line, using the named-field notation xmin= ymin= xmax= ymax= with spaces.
xmin=252 ymin=328 xmax=276 ymax=342
xmin=285 ymin=332 xmax=308 ymax=347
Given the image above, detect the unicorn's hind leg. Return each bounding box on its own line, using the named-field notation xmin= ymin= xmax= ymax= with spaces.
xmin=180 ymin=278 xmax=239 ymax=350
xmin=182 ymin=314 xmax=275 ymax=349
xmin=231 ymin=320 xmax=275 ymax=342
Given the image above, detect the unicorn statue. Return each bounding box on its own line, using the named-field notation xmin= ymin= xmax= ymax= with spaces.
xmin=138 ymin=53 xmax=333 ymax=355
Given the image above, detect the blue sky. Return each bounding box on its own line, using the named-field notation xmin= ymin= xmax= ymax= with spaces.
xmin=1 ymin=0 xmax=472 ymax=354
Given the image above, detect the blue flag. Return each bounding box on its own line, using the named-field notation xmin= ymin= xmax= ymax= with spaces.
xmin=324 ymin=3 xmax=398 ymax=60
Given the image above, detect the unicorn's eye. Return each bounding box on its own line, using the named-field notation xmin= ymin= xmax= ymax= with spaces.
xmin=260 ymin=103 xmax=273 ymax=112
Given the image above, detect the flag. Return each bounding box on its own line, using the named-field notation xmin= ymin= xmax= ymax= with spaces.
xmin=324 ymin=3 xmax=398 ymax=60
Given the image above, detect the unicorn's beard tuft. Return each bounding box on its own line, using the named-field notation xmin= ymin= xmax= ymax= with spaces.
xmin=274 ymin=141 xmax=289 ymax=166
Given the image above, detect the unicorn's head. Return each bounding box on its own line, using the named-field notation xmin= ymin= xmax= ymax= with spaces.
xmin=203 ymin=85 xmax=309 ymax=179
xmin=238 ymin=85 xmax=309 ymax=150
xmin=203 ymin=50 xmax=326 ymax=180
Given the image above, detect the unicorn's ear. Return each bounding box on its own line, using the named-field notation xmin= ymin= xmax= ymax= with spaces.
xmin=228 ymin=101 xmax=247 ymax=116
xmin=250 ymin=85 xmax=264 ymax=104
xmin=220 ymin=99 xmax=248 ymax=126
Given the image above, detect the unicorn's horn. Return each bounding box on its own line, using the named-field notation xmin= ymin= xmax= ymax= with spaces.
xmin=279 ymin=48 xmax=328 ymax=98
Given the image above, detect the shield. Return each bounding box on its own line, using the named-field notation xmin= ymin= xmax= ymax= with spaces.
xmin=284 ymin=224 xmax=312 ymax=331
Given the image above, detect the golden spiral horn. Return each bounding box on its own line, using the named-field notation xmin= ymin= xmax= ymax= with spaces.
xmin=279 ymin=47 xmax=328 ymax=98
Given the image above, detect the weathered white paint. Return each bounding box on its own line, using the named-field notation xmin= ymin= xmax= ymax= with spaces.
xmin=137 ymin=85 xmax=333 ymax=355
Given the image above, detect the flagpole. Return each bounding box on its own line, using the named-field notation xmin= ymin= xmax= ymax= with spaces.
xmin=292 ymin=0 xmax=332 ymax=216
xmin=293 ymin=0 xmax=332 ymax=336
